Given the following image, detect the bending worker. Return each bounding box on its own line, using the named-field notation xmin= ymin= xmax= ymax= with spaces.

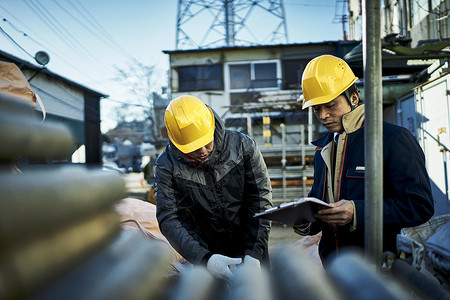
xmin=295 ymin=54 xmax=434 ymax=263
xmin=155 ymin=95 xmax=272 ymax=281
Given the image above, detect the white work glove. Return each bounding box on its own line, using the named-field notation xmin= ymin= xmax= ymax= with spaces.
xmin=206 ymin=254 xmax=242 ymax=281
xmin=242 ymin=255 xmax=261 ymax=271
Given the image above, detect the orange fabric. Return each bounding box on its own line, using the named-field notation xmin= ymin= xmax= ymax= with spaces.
xmin=0 ymin=62 xmax=46 ymax=119
xmin=0 ymin=62 xmax=38 ymax=106
xmin=115 ymin=198 xmax=185 ymax=263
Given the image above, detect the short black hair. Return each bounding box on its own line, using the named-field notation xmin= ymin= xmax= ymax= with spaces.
xmin=346 ymin=84 xmax=358 ymax=96
xmin=341 ymin=84 xmax=361 ymax=104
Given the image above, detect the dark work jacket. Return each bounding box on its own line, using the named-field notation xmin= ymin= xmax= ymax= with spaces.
xmin=155 ymin=108 xmax=272 ymax=264
xmin=308 ymin=106 xmax=434 ymax=261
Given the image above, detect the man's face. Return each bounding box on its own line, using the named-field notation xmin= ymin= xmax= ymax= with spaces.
xmin=312 ymin=95 xmax=352 ymax=133
xmin=187 ymin=139 xmax=214 ymax=162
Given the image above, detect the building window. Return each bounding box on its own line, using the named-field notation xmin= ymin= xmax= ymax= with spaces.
xmin=229 ymin=61 xmax=278 ymax=90
xmin=230 ymin=64 xmax=251 ymax=89
xmin=282 ymin=59 xmax=309 ymax=90
xmin=178 ymin=64 xmax=223 ymax=92
xmin=254 ymin=63 xmax=277 ymax=88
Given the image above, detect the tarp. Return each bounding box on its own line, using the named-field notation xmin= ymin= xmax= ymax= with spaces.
xmin=397 ymin=214 xmax=450 ymax=285
xmin=425 ymin=221 xmax=450 ymax=278
xmin=115 ymin=198 xmax=190 ymax=273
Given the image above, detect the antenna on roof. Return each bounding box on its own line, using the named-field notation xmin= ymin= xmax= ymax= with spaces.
xmin=28 ymin=51 xmax=50 ymax=82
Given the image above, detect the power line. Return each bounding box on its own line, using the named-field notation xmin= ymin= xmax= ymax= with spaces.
xmin=0 ymin=24 xmax=35 ymax=59
xmin=1 ymin=2 xmax=109 ymax=76
xmin=23 ymin=0 xmax=77 ymax=51
xmin=0 ymin=3 xmax=56 ymax=48
xmin=25 ymin=0 xmax=112 ymax=74
xmin=54 ymin=0 xmax=133 ymax=61
xmin=67 ymin=0 xmax=140 ymax=64
xmin=0 ymin=1 xmax=147 ymax=108
xmin=30 ymin=84 xmax=84 ymax=113
xmin=105 ymin=97 xmax=152 ymax=109
xmin=0 ymin=3 xmax=105 ymax=81
xmin=30 ymin=82 xmax=115 ymax=120
xmin=0 ymin=16 xmax=113 ymax=87
xmin=2 ymin=17 xmax=40 ymax=46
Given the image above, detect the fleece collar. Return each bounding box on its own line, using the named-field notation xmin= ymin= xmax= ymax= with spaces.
xmin=312 ymin=104 xmax=365 ymax=148
xmin=342 ymin=104 xmax=365 ymax=134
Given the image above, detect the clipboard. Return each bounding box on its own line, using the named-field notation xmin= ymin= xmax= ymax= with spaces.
xmin=254 ymin=197 xmax=332 ymax=226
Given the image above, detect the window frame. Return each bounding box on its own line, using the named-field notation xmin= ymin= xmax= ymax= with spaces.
xmin=226 ymin=60 xmax=281 ymax=92
xmin=177 ymin=64 xmax=224 ymax=92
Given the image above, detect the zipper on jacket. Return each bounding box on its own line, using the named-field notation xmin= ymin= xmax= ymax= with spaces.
xmin=334 ymin=135 xmax=347 ymax=255
xmin=209 ymin=167 xmax=234 ymax=231
xmin=337 ymin=135 xmax=348 ymax=203
xmin=322 ymin=168 xmax=327 ymax=201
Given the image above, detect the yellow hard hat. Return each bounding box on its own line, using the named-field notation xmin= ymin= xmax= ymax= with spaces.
xmin=164 ymin=95 xmax=215 ymax=154
xmin=301 ymin=55 xmax=357 ymax=109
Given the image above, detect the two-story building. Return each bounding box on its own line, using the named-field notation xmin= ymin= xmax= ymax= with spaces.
xmin=162 ymin=0 xmax=450 ymax=207
xmin=163 ymin=41 xmax=359 ymax=202
xmin=348 ymin=0 xmax=450 ymax=214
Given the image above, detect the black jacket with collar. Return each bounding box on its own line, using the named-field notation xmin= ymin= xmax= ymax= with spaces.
xmin=155 ymin=108 xmax=272 ymax=264
xmin=308 ymin=111 xmax=434 ymax=261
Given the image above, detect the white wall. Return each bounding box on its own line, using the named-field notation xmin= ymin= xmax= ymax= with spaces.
xmin=22 ymin=70 xmax=85 ymax=121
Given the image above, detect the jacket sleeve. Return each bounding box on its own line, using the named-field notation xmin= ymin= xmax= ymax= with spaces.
xmin=308 ymin=150 xmax=322 ymax=199
xmin=154 ymin=157 xmax=211 ymax=264
xmin=353 ymin=127 xmax=434 ymax=229
xmin=242 ymin=137 xmax=273 ymax=260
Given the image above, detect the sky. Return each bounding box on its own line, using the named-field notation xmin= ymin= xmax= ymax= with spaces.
xmin=0 ymin=0 xmax=347 ymax=133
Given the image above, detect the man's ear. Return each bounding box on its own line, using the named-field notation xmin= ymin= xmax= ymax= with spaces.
xmin=351 ymin=92 xmax=360 ymax=107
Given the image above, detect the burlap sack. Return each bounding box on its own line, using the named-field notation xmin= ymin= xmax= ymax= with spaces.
xmin=0 ymin=61 xmax=45 ymax=118
xmin=115 ymin=198 xmax=187 ymax=267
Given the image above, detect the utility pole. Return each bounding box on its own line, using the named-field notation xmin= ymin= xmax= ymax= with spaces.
xmin=363 ymin=0 xmax=383 ymax=266
xmin=333 ymin=0 xmax=349 ymax=41
xmin=175 ymin=0 xmax=288 ymax=49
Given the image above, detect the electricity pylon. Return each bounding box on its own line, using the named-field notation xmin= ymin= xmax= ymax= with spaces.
xmin=175 ymin=0 xmax=288 ymax=49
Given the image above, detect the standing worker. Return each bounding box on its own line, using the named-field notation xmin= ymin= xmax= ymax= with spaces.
xmin=155 ymin=95 xmax=272 ymax=281
xmin=295 ymin=54 xmax=434 ymax=264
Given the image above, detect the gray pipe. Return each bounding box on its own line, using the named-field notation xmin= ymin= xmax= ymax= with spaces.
xmin=281 ymin=123 xmax=286 ymax=203
xmin=300 ymin=124 xmax=307 ymax=197
xmin=363 ymin=0 xmax=384 ymax=265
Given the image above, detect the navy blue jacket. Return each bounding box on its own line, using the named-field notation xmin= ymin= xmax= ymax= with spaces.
xmin=309 ymin=119 xmax=434 ymax=260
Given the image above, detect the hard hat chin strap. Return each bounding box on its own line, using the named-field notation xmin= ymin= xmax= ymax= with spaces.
xmin=344 ymin=90 xmax=356 ymax=111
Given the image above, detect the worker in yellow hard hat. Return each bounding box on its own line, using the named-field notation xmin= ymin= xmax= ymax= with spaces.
xmin=155 ymin=95 xmax=272 ymax=282
xmin=294 ymin=54 xmax=434 ymax=265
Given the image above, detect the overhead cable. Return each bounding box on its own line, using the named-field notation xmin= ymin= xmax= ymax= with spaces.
xmin=29 ymin=0 xmax=112 ymax=74
xmin=68 ymin=0 xmax=141 ymax=64
xmin=0 ymin=25 xmax=35 ymax=59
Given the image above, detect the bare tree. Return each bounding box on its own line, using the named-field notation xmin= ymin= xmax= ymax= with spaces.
xmin=114 ymin=61 xmax=169 ymax=145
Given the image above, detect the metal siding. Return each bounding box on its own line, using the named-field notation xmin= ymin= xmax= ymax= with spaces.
xmin=397 ymin=93 xmax=417 ymax=137
xmin=416 ymin=74 xmax=450 ymax=215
